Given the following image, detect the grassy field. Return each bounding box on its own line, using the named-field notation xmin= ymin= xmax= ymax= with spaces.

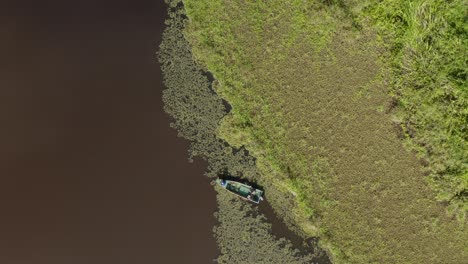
xmin=183 ymin=0 xmax=467 ymax=263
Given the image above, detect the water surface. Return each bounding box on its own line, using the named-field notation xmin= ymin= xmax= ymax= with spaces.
xmin=0 ymin=1 xmax=218 ymax=263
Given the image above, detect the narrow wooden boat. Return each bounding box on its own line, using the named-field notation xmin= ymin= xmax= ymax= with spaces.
xmin=216 ymin=179 xmax=264 ymax=204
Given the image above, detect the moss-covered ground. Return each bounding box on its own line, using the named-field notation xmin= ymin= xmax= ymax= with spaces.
xmin=183 ymin=0 xmax=467 ymax=263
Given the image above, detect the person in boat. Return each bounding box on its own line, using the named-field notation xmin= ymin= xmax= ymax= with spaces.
xmin=220 ymin=179 xmax=227 ymax=187
xmin=248 ymin=188 xmax=256 ymax=200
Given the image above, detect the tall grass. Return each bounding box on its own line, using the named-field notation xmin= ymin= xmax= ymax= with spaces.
xmin=367 ymin=0 xmax=467 ymax=221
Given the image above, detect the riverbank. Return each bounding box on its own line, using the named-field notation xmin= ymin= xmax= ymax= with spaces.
xmin=159 ymin=1 xmax=330 ymax=262
xmin=183 ymin=0 xmax=467 ymax=263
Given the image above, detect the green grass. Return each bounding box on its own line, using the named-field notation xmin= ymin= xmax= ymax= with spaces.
xmin=183 ymin=0 xmax=467 ymax=263
xmin=367 ymin=0 xmax=468 ymax=221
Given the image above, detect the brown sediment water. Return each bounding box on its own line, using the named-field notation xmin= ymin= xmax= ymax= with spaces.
xmin=0 ymin=1 xmax=218 ymax=264
xmin=258 ymin=201 xmax=306 ymax=248
xmin=259 ymin=201 xmax=331 ymax=264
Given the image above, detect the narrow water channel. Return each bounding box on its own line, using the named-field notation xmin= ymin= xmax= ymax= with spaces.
xmin=0 ymin=1 xmax=218 ymax=263
xmin=259 ymin=201 xmax=331 ymax=263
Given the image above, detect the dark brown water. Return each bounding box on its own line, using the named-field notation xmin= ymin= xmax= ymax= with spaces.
xmin=259 ymin=202 xmax=305 ymax=248
xmin=259 ymin=201 xmax=331 ymax=263
xmin=0 ymin=1 xmax=218 ymax=263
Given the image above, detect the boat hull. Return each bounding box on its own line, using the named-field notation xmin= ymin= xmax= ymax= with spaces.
xmin=216 ymin=179 xmax=264 ymax=204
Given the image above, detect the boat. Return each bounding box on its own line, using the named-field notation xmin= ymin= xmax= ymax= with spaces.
xmin=216 ymin=178 xmax=264 ymax=204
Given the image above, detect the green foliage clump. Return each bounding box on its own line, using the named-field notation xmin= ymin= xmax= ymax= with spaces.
xmin=367 ymin=0 xmax=467 ymax=220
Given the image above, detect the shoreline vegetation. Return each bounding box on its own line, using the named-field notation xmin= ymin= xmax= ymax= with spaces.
xmin=158 ymin=1 xmax=327 ymax=262
xmin=182 ymin=0 xmax=467 ymax=263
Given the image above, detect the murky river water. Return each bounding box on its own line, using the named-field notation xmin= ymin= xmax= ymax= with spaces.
xmin=0 ymin=1 xmax=218 ymax=263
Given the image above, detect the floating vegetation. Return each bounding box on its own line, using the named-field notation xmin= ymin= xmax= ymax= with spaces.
xmin=158 ymin=1 xmax=325 ymax=262
xmin=158 ymin=0 xmax=257 ymax=179
xmin=214 ymin=190 xmax=317 ymax=264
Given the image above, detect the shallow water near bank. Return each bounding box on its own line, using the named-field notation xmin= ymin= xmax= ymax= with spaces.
xmin=258 ymin=200 xmax=331 ymax=263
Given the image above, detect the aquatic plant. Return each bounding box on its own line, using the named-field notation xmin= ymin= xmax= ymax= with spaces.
xmin=158 ymin=1 xmax=324 ymax=262
xmin=214 ymin=190 xmax=316 ymax=264
xmin=158 ymin=0 xmax=257 ymax=179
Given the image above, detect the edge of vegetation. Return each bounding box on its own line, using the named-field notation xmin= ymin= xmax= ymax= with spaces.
xmin=181 ymin=0 xmax=467 ymax=263
xmin=158 ymin=1 xmax=328 ymax=262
